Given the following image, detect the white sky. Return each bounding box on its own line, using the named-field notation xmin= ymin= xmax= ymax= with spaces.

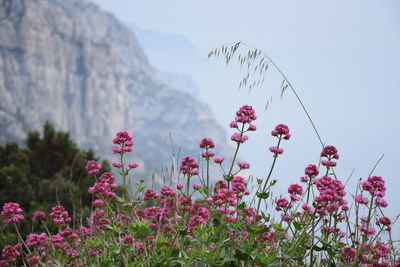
xmin=91 ymin=0 xmax=400 ymax=238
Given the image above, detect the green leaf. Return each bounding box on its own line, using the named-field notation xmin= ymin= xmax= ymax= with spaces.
xmin=256 ymin=191 xmax=270 ymax=199
xmin=237 ymin=202 xmax=246 ymax=210
xmin=293 ymin=221 xmax=302 ymax=231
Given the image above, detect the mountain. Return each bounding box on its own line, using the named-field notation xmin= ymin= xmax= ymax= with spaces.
xmin=156 ymin=70 xmax=199 ymax=97
xmin=0 ymin=0 xmax=232 ymax=182
xmin=126 ymin=23 xmax=199 ymax=75
xmin=126 ymin=23 xmax=200 ymax=97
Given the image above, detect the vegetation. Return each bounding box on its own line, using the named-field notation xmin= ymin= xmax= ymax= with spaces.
xmin=0 ymin=107 xmax=398 ymax=266
xmin=0 ymin=122 xmax=110 ymax=249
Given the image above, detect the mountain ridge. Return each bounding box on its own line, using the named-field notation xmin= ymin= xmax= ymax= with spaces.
xmin=0 ymin=0 xmax=233 ymax=180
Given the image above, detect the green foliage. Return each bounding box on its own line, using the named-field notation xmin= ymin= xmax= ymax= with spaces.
xmin=0 ymin=122 xmax=109 ymax=247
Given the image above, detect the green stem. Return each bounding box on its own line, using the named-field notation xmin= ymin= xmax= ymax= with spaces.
xmin=256 ymin=137 xmax=281 ymax=214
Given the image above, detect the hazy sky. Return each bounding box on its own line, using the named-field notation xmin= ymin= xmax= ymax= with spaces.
xmin=91 ymin=0 xmax=400 ymax=236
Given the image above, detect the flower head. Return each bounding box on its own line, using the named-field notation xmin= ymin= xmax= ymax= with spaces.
xmin=1 ymin=203 xmax=24 ymax=225
xmin=199 ymin=138 xmax=215 ymax=149
xmin=180 ymin=156 xmax=199 ymax=176
xmin=235 ymin=105 xmax=257 ymax=124
xmin=271 ymin=124 xmax=290 ymax=140
xmin=85 ymin=160 xmax=101 ymax=175
xmin=362 ymin=176 xmax=386 ymax=198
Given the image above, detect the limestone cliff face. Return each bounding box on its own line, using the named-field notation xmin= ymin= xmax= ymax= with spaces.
xmin=0 ymin=0 xmax=232 ymax=177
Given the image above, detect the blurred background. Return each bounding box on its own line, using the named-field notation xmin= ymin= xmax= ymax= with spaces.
xmin=0 ymin=0 xmax=399 ymax=239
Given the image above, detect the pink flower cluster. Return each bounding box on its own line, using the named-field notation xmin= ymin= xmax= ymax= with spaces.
xmin=199 ymin=138 xmax=215 ymax=149
xmin=232 ymin=176 xmax=248 ymax=198
xmin=85 ymin=160 xmax=101 ymax=175
xmin=362 ymin=176 xmax=386 ymax=198
xmin=229 ymin=105 xmax=257 ymax=144
xmin=112 ymin=131 xmax=134 ymax=154
xmin=275 ymin=198 xmax=292 ymax=211
xmin=49 ymin=205 xmax=72 ymax=226
xmin=288 ymin=183 xmax=303 ymax=201
xmin=269 ymin=124 xmax=290 ymax=155
xmin=26 ymin=233 xmax=48 ymax=248
xmin=88 ymin=171 xmax=118 ymax=199
xmin=234 ymin=105 xmax=257 ymax=124
xmin=213 ymin=157 xmax=224 ymax=164
xmin=89 ymin=209 xmax=111 ymax=231
xmin=88 ymin=181 xmax=118 ymax=199
xmin=214 ymin=185 xmax=237 ymax=207
xmin=320 ymin=145 xmax=339 ymax=167
xmin=313 ymin=176 xmax=347 ymax=215
xmin=301 ymin=164 xmax=319 ymax=182
xmin=33 ymin=211 xmax=46 ymax=222
xmin=180 ymin=156 xmax=199 ymax=176
xmin=200 ymin=138 xmax=216 ymax=159
xmin=238 ymin=161 xmax=250 ymax=169
xmin=1 ymin=243 xmax=22 ymax=265
xmin=0 ymin=203 xmax=24 ymax=225
xmin=143 ymin=189 xmax=160 ymax=201
xmin=271 ymin=124 xmax=291 ymax=140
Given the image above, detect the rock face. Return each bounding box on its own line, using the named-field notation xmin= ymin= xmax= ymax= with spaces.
xmin=0 ymin=0 xmax=232 ymax=179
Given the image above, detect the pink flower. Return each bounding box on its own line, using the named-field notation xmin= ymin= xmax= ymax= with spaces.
xmin=321 ymin=145 xmax=338 ymax=158
xmin=123 ymin=235 xmax=135 ymax=245
xmin=128 ymin=162 xmax=139 ymax=169
xmin=49 ymin=206 xmax=72 ymax=226
xmin=26 ymin=233 xmax=48 ymax=247
xmin=193 ymin=184 xmax=201 ymax=190
xmin=85 ymin=160 xmax=101 ymax=175
xmin=232 ymin=176 xmax=247 ymax=197
xmin=89 ymin=182 xmax=117 ymax=199
xmin=201 ymin=150 xmax=215 ymax=158
xmin=248 ymin=124 xmax=257 ymax=131
xmin=213 ymin=157 xmax=224 ymax=164
xmin=99 ymin=172 xmax=115 ymax=183
xmin=160 ymin=186 xmax=176 ymax=197
xmin=112 ymin=131 xmax=134 ymax=153
xmin=2 ymin=244 xmax=22 ymax=264
xmin=355 ymin=194 xmax=369 ymax=205
xmin=378 ymin=216 xmax=391 ymax=226
xmin=176 ymin=184 xmax=183 ymax=190
xmin=321 ymin=160 xmax=337 ymax=167
xmin=92 ymin=199 xmax=105 ymax=207
xmin=89 ymin=248 xmax=103 ymax=256
xmin=359 ymin=225 xmax=376 ymax=236
xmin=1 ymin=203 xmax=24 ymax=225
xmin=214 ymin=180 xmax=228 ymax=192
xmin=199 ymin=138 xmax=215 ymax=148
xmin=375 ymin=197 xmax=388 ymax=208
xmin=112 ymin=161 xmax=122 ymax=168
xmin=27 ymin=255 xmax=40 ymax=265
xmin=180 ymin=156 xmax=199 ymax=176
xmin=231 ymin=133 xmax=248 ymax=144
xmin=229 ymin=121 xmax=238 ymax=128
xmin=143 ymin=189 xmax=160 ymax=201
xmin=304 ymin=164 xmax=319 ymax=177
xmin=238 ymin=161 xmax=250 ymax=169
xmin=271 ymin=124 xmax=290 ymax=140
xmin=341 ymin=247 xmax=357 ymax=264
xmin=269 ymin=146 xmax=284 ymax=154
xmin=281 ymin=213 xmax=292 ymax=221
xmin=275 ymin=198 xmax=291 ymax=211
xmin=235 ymin=105 xmax=257 ymax=124
xmin=112 ymin=146 xmax=123 ymax=154
xmin=362 ymin=176 xmax=386 ymax=198
xmin=33 ymin=211 xmax=46 ymax=222
xmin=288 ymin=184 xmax=303 ymax=195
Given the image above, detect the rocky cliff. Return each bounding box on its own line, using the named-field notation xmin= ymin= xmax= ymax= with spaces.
xmin=0 ymin=0 xmax=232 ymax=180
